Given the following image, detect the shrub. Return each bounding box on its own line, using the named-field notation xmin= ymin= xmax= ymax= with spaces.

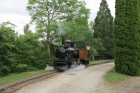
xmin=0 ymin=63 xmax=2 ymax=76
xmin=28 ymin=66 xmax=38 ymax=71
xmin=114 ymin=0 xmax=140 ymax=76
xmin=16 ymin=64 xmax=28 ymax=72
xmin=1 ymin=66 xmax=10 ymax=76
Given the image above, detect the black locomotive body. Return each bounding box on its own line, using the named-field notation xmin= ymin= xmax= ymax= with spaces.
xmin=54 ymin=36 xmax=90 ymax=71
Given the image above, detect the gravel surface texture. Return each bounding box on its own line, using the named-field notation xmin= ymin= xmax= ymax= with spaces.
xmin=99 ymin=77 xmax=140 ymax=93
xmin=13 ymin=63 xmax=140 ymax=93
xmin=14 ymin=63 xmax=114 ymax=93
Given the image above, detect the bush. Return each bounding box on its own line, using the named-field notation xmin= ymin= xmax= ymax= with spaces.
xmin=34 ymin=60 xmax=47 ymax=69
xmin=28 ymin=67 xmax=38 ymax=71
xmin=1 ymin=66 xmax=10 ymax=76
xmin=16 ymin=64 xmax=28 ymax=72
xmin=114 ymin=0 xmax=140 ymax=76
xmin=0 ymin=63 xmax=2 ymax=76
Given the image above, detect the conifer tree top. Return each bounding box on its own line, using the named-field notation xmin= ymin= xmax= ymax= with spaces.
xmin=97 ymin=0 xmax=111 ymax=17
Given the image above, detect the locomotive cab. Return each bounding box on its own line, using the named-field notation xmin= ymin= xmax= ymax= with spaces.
xmin=65 ymin=40 xmax=74 ymax=48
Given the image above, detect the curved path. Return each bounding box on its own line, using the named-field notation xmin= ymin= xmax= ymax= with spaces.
xmin=14 ymin=63 xmax=114 ymax=93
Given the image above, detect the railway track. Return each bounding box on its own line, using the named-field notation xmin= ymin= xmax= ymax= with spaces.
xmin=0 ymin=61 xmax=113 ymax=93
xmin=87 ymin=61 xmax=113 ymax=67
xmin=0 ymin=71 xmax=60 ymax=93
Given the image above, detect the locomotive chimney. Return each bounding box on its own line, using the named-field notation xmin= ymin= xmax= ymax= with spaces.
xmin=62 ymin=35 xmax=65 ymax=45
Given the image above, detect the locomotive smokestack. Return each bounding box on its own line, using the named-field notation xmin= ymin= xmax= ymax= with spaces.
xmin=62 ymin=35 xmax=65 ymax=45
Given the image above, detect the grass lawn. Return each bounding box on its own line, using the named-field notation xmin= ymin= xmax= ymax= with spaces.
xmin=104 ymin=68 xmax=132 ymax=83
xmin=0 ymin=70 xmax=49 ymax=85
xmin=90 ymin=59 xmax=114 ymax=65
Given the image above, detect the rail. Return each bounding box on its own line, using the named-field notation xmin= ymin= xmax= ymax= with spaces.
xmin=0 ymin=61 xmax=113 ymax=93
xmin=0 ymin=71 xmax=60 ymax=93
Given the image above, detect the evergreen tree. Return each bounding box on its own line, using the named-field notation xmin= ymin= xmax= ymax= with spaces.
xmin=114 ymin=0 xmax=140 ymax=76
xmin=93 ymin=0 xmax=114 ymax=59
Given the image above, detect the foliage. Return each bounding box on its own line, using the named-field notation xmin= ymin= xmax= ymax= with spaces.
xmin=1 ymin=66 xmax=10 ymax=76
xmin=0 ymin=0 xmax=102 ymax=77
xmin=26 ymin=0 xmax=90 ymax=56
xmin=23 ymin=24 xmax=32 ymax=34
xmin=16 ymin=32 xmax=55 ymax=69
xmin=66 ymin=16 xmax=90 ymax=42
xmin=93 ymin=38 xmax=105 ymax=56
xmin=93 ymin=0 xmax=114 ymax=59
xmin=114 ymin=0 xmax=140 ymax=76
xmin=0 ymin=22 xmax=18 ymax=75
xmin=0 ymin=63 xmax=2 ymax=76
xmin=28 ymin=67 xmax=38 ymax=71
xmin=0 ymin=22 xmax=55 ymax=76
xmin=16 ymin=64 xmax=28 ymax=72
xmin=53 ymin=13 xmax=97 ymax=57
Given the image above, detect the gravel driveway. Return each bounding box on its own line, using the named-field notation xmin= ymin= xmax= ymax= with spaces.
xmin=14 ymin=63 xmax=114 ymax=93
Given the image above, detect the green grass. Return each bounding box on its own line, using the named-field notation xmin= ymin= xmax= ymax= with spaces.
xmin=104 ymin=68 xmax=132 ymax=83
xmin=90 ymin=60 xmax=132 ymax=83
xmin=90 ymin=59 xmax=114 ymax=65
xmin=0 ymin=70 xmax=49 ymax=85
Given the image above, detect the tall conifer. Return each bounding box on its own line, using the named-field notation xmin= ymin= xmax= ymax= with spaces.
xmin=93 ymin=0 xmax=114 ymax=59
xmin=114 ymin=0 xmax=140 ymax=76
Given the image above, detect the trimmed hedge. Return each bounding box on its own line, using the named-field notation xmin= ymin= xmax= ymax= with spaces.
xmin=114 ymin=0 xmax=140 ymax=76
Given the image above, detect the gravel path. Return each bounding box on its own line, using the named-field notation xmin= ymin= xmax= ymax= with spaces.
xmin=14 ymin=63 xmax=114 ymax=93
xmin=99 ymin=76 xmax=140 ymax=93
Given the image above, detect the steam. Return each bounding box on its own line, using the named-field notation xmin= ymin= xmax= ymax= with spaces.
xmin=65 ymin=65 xmax=85 ymax=75
xmin=45 ymin=65 xmax=54 ymax=71
xmin=45 ymin=64 xmax=86 ymax=74
xmin=73 ymin=65 xmax=85 ymax=71
xmin=57 ymin=22 xmax=69 ymax=36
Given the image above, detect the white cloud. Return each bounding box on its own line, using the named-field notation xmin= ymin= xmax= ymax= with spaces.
xmin=0 ymin=0 xmax=30 ymax=34
xmin=0 ymin=0 xmax=115 ymax=34
xmin=0 ymin=0 xmax=29 ymax=16
xmin=0 ymin=14 xmax=31 ymax=34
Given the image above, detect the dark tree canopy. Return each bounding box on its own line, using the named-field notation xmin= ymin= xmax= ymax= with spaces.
xmin=93 ymin=0 xmax=114 ymax=59
xmin=114 ymin=0 xmax=140 ymax=76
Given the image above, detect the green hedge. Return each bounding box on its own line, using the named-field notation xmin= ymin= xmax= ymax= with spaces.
xmin=114 ymin=0 xmax=140 ymax=76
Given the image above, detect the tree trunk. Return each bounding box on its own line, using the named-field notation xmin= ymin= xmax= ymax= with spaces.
xmin=46 ymin=28 xmax=50 ymax=57
xmin=47 ymin=41 xmax=50 ymax=57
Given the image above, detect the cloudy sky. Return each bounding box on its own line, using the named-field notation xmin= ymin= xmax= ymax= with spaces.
xmin=0 ymin=0 xmax=115 ymax=34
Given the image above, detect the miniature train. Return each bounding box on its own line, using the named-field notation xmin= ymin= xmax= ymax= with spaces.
xmin=54 ymin=36 xmax=90 ymax=71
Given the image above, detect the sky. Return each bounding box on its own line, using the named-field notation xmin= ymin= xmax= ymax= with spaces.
xmin=0 ymin=0 xmax=115 ymax=34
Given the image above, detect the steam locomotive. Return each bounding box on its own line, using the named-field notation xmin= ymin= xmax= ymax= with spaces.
xmin=54 ymin=36 xmax=90 ymax=71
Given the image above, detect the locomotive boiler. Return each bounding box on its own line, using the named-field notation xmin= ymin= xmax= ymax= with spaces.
xmin=54 ymin=36 xmax=90 ymax=71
